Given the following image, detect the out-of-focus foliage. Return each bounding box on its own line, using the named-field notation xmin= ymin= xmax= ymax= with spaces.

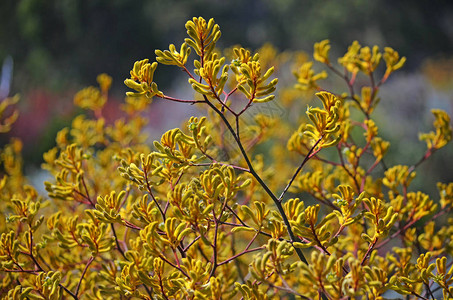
xmin=1 ymin=16 xmax=453 ymax=299
xmin=2 ymin=0 xmax=453 ymax=176
xmin=0 ymin=95 xmax=19 ymax=133
xmin=1 ymin=0 xmax=453 ymax=92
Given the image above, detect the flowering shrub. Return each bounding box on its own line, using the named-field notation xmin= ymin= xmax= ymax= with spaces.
xmin=1 ymin=17 xmax=453 ymax=299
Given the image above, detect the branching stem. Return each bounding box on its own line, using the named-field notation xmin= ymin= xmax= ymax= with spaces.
xmin=203 ymin=96 xmax=309 ymax=264
xmin=75 ymin=256 xmax=94 ymax=297
xmin=278 ymin=137 xmax=322 ymax=203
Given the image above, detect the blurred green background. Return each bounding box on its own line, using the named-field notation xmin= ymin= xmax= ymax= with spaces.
xmin=2 ymin=0 xmax=452 ymax=90
xmin=1 ymin=0 xmax=453 ymax=193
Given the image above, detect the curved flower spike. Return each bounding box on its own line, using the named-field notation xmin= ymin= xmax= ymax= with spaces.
xmin=79 ymin=221 xmax=115 ymax=256
xmin=124 ymin=59 xmax=163 ymax=98
xmin=31 ymin=271 xmax=63 ymax=300
xmin=419 ymin=109 xmax=452 ymax=150
xmin=433 ymin=256 xmax=453 ymax=299
xmin=338 ymin=41 xmax=362 ymax=74
xmin=74 ymin=86 xmax=106 ymax=112
xmin=92 ymin=190 xmax=126 ymax=224
xmin=362 ymin=197 xmax=398 ymax=241
xmin=118 ymin=153 xmax=165 ymax=190
xmin=416 ymin=252 xmax=435 ymax=283
xmin=185 ymin=17 xmax=221 ymax=59
xmin=230 ymin=47 xmax=259 ymax=81
xmin=0 ymin=95 xmax=19 ymax=133
xmin=283 ymin=198 xmax=305 ymax=221
xmin=155 ymin=43 xmax=191 ymax=67
xmin=297 ymin=252 xmax=337 ymax=290
xmin=235 ymin=281 xmax=269 ymax=300
xmin=189 ymin=55 xmax=229 ymax=98
xmin=0 ymin=231 xmax=20 ymax=268
xmin=302 ymin=91 xmax=342 ymax=150
xmin=4 ymin=286 xmax=34 ymax=299
xmin=237 ymin=60 xmax=278 ymax=103
xmin=383 ymin=47 xmax=406 ymax=78
xmin=313 ymin=39 xmax=331 ymax=64
xmin=240 ymin=201 xmax=269 ymax=228
xmin=293 ymin=61 xmax=327 ymax=91
xmin=358 ymin=45 xmax=382 ymax=74
xmin=162 ymin=217 xmax=192 ymax=249
xmin=382 ymin=165 xmax=416 ymax=192
xmin=332 ymin=185 xmax=365 ymax=226
xmin=187 ymin=116 xmax=212 ymax=155
xmin=438 ymin=182 xmax=453 ymax=209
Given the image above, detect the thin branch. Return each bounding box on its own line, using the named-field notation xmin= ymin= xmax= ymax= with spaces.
xmin=182 ymin=236 xmax=201 ymax=252
xmin=159 ymin=255 xmax=190 ymax=279
xmin=160 ymin=94 xmax=205 ymax=104
xmin=189 ymin=161 xmax=250 ymax=173
xmin=360 ymin=157 xmax=381 ymax=192
xmin=307 ymin=191 xmax=339 ymax=211
xmin=271 ymin=274 xmax=310 ymax=299
xmin=28 ymin=230 xmax=44 ymax=272
xmin=210 ymin=85 xmax=238 ymax=116
xmin=122 ymin=220 xmax=143 ymax=230
xmin=182 ymin=65 xmax=196 ymax=80
xmin=411 ymin=291 xmax=430 ymax=300
xmin=361 ymin=238 xmax=378 ymax=266
xmin=310 ymin=223 xmax=331 ymax=256
xmin=27 ymin=230 xmax=78 ymax=300
xmin=408 ymin=148 xmax=434 ymax=174
xmin=36 ymin=253 xmax=51 ymax=271
xmin=111 ymin=224 xmax=126 ymax=259
xmin=204 ymin=96 xmax=309 ymax=264
xmin=143 ymin=285 xmax=153 ymax=299
xmin=75 ymin=256 xmax=94 ymax=297
xmin=143 ymin=167 xmax=166 ymax=222
xmin=278 ymin=137 xmax=323 ymax=203
xmin=71 ymin=156 xmax=95 ymax=207
xmin=237 ymin=98 xmax=254 ymax=117
xmin=218 ymin=246 xmax=265 ymax=266
xmin=336 ymin=146 xmax=361 ymax=192
xmin=157 ymin=271 xmax=169 ymax=300
xmin=225 ymin=204 xmax=248 ymax=227
xmin=60 ymin=284 xmax=79 ymax=300
xmin=325 ymin=62 xmax=368 ymax=119
xmin=3 ymin=269 xmax=39 ymax=274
